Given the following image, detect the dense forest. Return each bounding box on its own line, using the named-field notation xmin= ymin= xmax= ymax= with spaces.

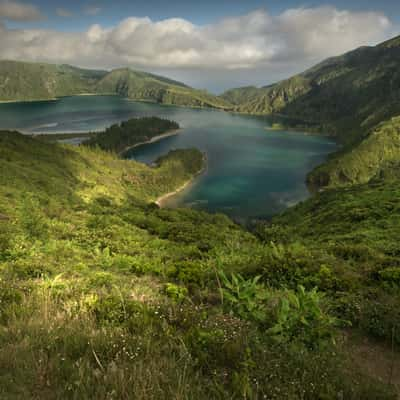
xmin=84 ymin=117 xmax=180 ymax=154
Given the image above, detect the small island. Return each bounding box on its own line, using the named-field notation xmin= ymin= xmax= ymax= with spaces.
xmin=83 ymin=117 xmax=180 ymax=154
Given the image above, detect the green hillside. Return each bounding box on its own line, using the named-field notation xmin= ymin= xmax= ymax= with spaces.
xmin=221 ymin=35 xmax=400 ymax=143
xmin=308 ymin=116 xmax=400 ymax=187
xmin=219 ymin=85 xmax=265 ymax=106
xmin=0 ymin=129 xmax=398 ymax=398
xmin=221 ymin=34 xmax=400 ymax=189
xmin=0 ymin=60 xmax=232 ymax=109
xmin=95 ymin=68 xmax=232 ymax=109
xmin=258 ymin=177 xmax=400 ymax=343
xmin=1 ymin=35 xmax=400 ymax=398
xmin=221 ymin=76 xmax=312 ymax=116
xmin=0 ymin=60 xmax=107 ymax=101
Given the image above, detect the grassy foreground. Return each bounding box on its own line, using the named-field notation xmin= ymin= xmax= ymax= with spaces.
xmin=0 ymin=131 xmax=398 ymax=399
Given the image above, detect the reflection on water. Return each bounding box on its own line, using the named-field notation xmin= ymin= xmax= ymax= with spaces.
xmin=0 ymin=95 xmax=336 ymax=219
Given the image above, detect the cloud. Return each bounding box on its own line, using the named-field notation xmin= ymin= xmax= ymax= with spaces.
xmin=0 ymin=6 xmax=396 ymax=88
xmin=0 ymin=0 xmax=43 ymax=21
xmin=56 ymin=8 xmax=73 ymax=18
xmin=84 ymin=6 xmax=101 ymax=16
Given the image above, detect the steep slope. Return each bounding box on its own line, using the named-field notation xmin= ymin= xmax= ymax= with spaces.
xmin=0 ymin=60 xmax=107 ymax=101
xmin=220 ymin=86 xmax=265 ymax=106
xmin=96 ymin=68 xmax=232 ymax=109
xmin=221 ymin=76 xmax=312 ymax=115
xmin=0 ymin=130 xmax=398 ymax=398
xmin=221 ymin=34 xmax=400 ymax=188
xmin=222 ymin=35 xmax=400 ymax=144
xmin=308 ymin=116 xmax=400 ymax=187
xmin=0 ymin=60 xmax=232 ymax=109
xmin=258 ymin=177 xmax=400 ymax=349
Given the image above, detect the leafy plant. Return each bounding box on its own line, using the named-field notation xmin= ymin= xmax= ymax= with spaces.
xmin=268 ymin=285 xmax=338 ymax=349
xmin=165 ymin=283 xmax=188 ymax=302
xmin=219 ymin=271 xmax=269 ymax=322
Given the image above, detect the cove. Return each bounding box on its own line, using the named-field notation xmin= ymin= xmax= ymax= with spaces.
xmin=0 ymin=95 xmax=336 ymax=220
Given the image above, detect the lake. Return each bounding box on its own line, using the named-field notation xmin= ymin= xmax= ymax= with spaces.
xmin=0 ymin=95 xmax=336 ymax=220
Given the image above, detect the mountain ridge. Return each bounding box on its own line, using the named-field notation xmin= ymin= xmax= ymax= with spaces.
xmin=222 ymin=35 xmax=400 ymax=140
xmin=0 ymin=59 xmax=231 ymax=109
xmin=221 ymin=34 xmax=400 ymax=188
xmin=2 ymin=33 xmax=400 ymax=190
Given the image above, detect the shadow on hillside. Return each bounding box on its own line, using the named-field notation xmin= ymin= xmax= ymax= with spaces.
xmin=0 ymin=131 xmax=84 ymax=209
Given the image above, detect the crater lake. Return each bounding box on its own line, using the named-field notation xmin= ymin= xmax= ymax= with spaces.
xmin=0 ymin=95 xmax=336 ymax=220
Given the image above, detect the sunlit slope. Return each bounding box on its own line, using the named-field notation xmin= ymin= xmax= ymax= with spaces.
xmin=0 ymin=131 xmax=398 ymax=398
xmin=0 ymin=131 xmax=204 ymax=208
xmin=96 ymin=68 xmax=232 ymax=109
xmin=0 ymin=60 xmax=232 ymax=109
xmin=0 ymin=61 xmax=107 ymax=101
xmin=308 ymin=116 xmax=400 ymax=187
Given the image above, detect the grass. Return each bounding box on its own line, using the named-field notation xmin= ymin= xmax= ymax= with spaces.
xmin=0 ymin=130 xmax=398 ymax=398
xmin=0 ymin=60 xmax=232 ymax=110
xmin=308 ymin=116 xmax=400 ymax=188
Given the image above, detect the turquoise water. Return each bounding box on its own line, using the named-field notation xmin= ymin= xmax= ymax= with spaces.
xmin=0 ymin=95 xmax=336 ymax=220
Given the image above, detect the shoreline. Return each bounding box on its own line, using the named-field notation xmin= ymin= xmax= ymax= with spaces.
xmin=120 ymin=128 xmax=182 ymax=155
xmin=155 ymin=180 xmax=192 ymax=207
xmin=0 ymin=95 xmax=331 ymax=140
xmin=155 ymin=153 xmax=207 ymax=207
xmin=0 ymin=98 xmax=58 ymax=104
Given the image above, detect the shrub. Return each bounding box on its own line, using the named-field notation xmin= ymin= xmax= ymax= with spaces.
xmin=378 ymin=267 xmax=400 ymax=288
xmin=268 ymin=285 xmax=338 ymax=349
xmin=254 ymin=223 xmax=295 ymax=244
xmin=220 ymin=271 xmax=269 ymax=323
xmin=0 ymin=280 xmax=23 ymax=324
xmin=19 ymin=193 xmax=48 ymax=239
xmin=169 ymin=260 xmax=208 ymax=284
xmin=165 ymin=283 xmax=188 ymax=303
xmin=88 ymin=272 xmax=116 ymax=289
xmin=0 ymin=220 xmax=13 ymax=259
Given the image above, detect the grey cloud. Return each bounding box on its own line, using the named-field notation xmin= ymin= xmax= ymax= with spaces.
xmin=0 ymin=6 xmax=396 ymax=89
xmin=0 ymin=0 xmax=43 ymax=21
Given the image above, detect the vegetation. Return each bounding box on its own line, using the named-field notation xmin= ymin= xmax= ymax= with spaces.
xmin=1 ymin=32 xmax=400 ymax=399
xmin=307 ymin=116 xmax=400 ymax=187
xmin=0 ymin=130 xmax=398 ymax=398
xmin=257 ymin=178 xmax=400 ymax=345
xmin=84 ymin=117 xmax=180 ymax=154
xmin=32 ymin=132 xmax=95 ymax=142
xmin=221 ymin=35 xmax=400 ymax=144
xmin=95 ymin=68 xmax=232 ymax=109
xmin=0 ymin=60 xmax=232 ymax=110
xmin=221 ymin=34 xmax=400 ymax=190
xmin=0 ymin=61 xmax=106 ymax=101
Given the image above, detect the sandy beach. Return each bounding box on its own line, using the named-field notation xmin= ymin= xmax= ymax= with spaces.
xmin=155 ymin=180 xmax=192 ymax=207
xmin=119 ymin=128 xmax=182 ymax=155
xmin=155 ymin=153 xmax=207 ymax=207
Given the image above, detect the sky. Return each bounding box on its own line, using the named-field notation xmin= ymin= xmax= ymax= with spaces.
xmin=0 ymin=0 xmax=399 ymax=92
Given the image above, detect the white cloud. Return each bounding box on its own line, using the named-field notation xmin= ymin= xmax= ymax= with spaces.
xmin=56 ymin=8 xmax=73 ymax=18
xmin=84 ymin=6 xmax=101 ymax=16
xmin=0 ymin=6 xmax=396 ymax=89
xmin=0 ymin=0 xmax=43 ymax=21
